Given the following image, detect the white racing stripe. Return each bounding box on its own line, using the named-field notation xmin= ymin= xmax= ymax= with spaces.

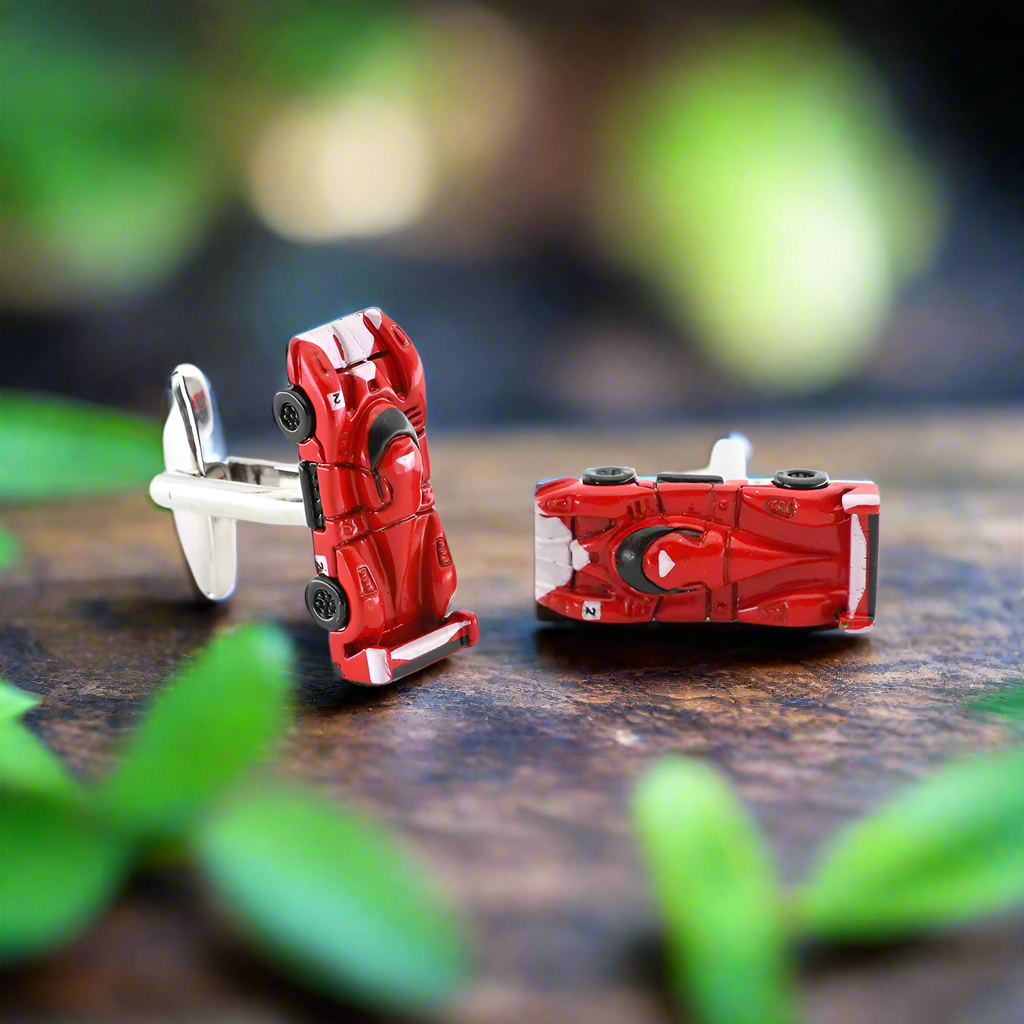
xmin=391 ymin=621 xmax=466 ymax=661
xmin=331 ymin=312 xmax=376 ymax=365
xmin=848 ymin=514 xmax=867 ymax=615
xmin=842 ymin=492 xmax=880 ymax=511
xmin=295 ymin=322 xmax=344 ymax=368
xmin=364 ymin=648 xmax=391 ymax=685
xmin=294 ymin=311 xmax=377 ymax=368
xmin=535 ymin=509 xmax=573 ymax=599
xmin=570 ymin=539 xmax=590 ymax=570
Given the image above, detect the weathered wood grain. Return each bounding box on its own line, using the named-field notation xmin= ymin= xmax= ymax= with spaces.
xmin=1 ymin=411 xmax=1022 ymax=1023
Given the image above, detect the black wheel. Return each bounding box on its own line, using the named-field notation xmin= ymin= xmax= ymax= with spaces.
xmin=582 ymin=466 xmax=637 ymax=486
xmin=272 ymin=385 xmax=316 ymax=444
xmin=773 ymin=468 xmax=829 ymax=490
xmin=304 ymin=576 xmax=349 ymax=631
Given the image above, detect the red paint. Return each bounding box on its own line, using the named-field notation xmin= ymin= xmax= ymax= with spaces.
xmin=536 ymin=472 xmax=879 ymax=631
xmin=285 ymin=310 xmax=478 ymax=684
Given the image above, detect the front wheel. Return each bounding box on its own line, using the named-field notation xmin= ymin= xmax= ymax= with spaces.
xmin=304 ymin=576 xmax=350 ymax=631
xmin=582 ymin=466 xmax=637 ymax=486
xmin=773 ymin=468 xmax=829 ymax=490
xmin=273 ymin=385 xmax=316 ymax=444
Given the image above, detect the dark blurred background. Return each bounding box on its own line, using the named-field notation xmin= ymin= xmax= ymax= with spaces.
xmin=0 ymin=0 xmax=1020 ymax=432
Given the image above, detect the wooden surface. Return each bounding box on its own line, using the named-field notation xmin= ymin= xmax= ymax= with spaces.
xmin=1 ymin=411 xmax=1023 ymax=1024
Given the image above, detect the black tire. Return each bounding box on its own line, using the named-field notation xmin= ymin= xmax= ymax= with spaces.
xmin=582 ymin=466 xmax=637 ymax=486
xmin=773 ymin=468 xmax=829 ymax=490
xmin=272 ymin=385 xmax=316 ymax=444
xmin=304 ymin=576 xmax=349 ymax=631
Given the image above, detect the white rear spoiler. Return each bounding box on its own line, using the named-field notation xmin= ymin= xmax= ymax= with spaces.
xmin=840 ymin=485 xmax=880 ymax=633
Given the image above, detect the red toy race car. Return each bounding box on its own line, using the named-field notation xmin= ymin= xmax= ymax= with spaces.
xmin=535 ymin=436 xmax=878 ymax=633
xmin=150 ymin=307 xmax=478 ymax=685
xmin=271 ymin=307 xmax=478 ymax=683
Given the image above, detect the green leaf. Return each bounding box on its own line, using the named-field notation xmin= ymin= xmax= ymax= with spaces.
xmin=601 ymin=18 xmax=942 ymax=394
xmin=0 ymin=681 xmax=75 ymax=798
xmin=0 ymin=721 xmax=78 ymax=799
xmin=0 ymin=33 xmax=218 ymax=299
xmin=195 ymin=787 xmax=467 ymax=1012
xmin=0 ymin=679 xmax=39 ymax=721
xmin=967 ymin=681 xmax=1024 ymax=722
xmin=96 ymin=625 xmax=293 ymax=837
xmin=0 ymin=527 xmax=16 ymax=568
xmin=633 ymin=757 xmax=796 ymax=1024
xmin=796 ymin=749 xmax=1024 ymax=940
xmin=0 ymin=792 xmax=131 ymax=961
xmin=237 ymin=4 xmax=400 ymax=94
xmin=0 ymin=393 xmax=160 ymax=501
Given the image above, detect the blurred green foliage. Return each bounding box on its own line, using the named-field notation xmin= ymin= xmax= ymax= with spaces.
xmin=0 ymin=392 xmax=160 ymax=500
xmin=0 ymin=627 xmax=467 ymax=1012
xmin=0 ymin=2 xmax=944 ymax=408
xmin=0 ymin=714 xmax=80 ymax=800
xmin=0 ymin=675 xmax=82 ymax=827
xmin=967 ymin=681 xmax=1024 ymax=722
xmin=0 ymin=527 xmax=15 ymax=569
xmin=637 ymin=746 xmax=1024 ymax=1024
xmin=0 ymin=676 xmax=81 ymax=813
xmin=0 ymin=679 xmax=40 ymax=721
xmin=797 ymin=749 xmax=1024 ymax=940
xmin=0 ymin=30 xmax=219 ymax=299
xmin=97 ymin=624 xmax=293 ymax=838
xmin=634 ymin=758 xmax=796 ymax=1024
xmin=198 ymin=787 xmax=466 ymax=1010
xmin=235 ymin=1 xmax=400 ymax=95
xmin=604 ymin=17 xmax=943 ymax=390
xmin=0 ymin=793 xmax=132 ymax=960
xmin=0 ymin=1 xmax=402 ymax=303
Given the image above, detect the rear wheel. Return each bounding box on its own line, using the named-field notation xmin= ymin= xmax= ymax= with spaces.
xmin=273 ymin=385 xmax=316 ymax=444
xmin=582 ymin=466 xmax=637 ymax=486
xmin=773 ymin=468 xmax=829 ymax=490
xmin=304 ymin=576 xmax=349 ymax=631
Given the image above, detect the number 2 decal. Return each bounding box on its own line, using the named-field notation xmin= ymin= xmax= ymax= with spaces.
xmin=327 ymin=390 xmax=344 ymax=410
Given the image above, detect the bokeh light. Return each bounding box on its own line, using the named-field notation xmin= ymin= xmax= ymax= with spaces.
xmin=0 ymin=1 xmax=1013 ymax=423
xmin=0 ymin=30 xmax=219 ymax=306
xmin=599 ymin=17 xmax=945 ymax=392
xmin=245 ymin=3 xmax=537 ymax=250
xmin=413 ymin=3 xmax=537 ymax=177
xmin=247 ymin=94 xmax=435 ymax=242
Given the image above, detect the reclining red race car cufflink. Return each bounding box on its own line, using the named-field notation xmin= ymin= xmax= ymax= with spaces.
xmin=535 ymin=435 xmax=879 ymax=633
xmin=149 ymin=308 xmax=479 ymax=686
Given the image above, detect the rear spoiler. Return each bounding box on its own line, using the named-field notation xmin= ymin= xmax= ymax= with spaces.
xmin=840 ymin=486 xmax=880 ymax=633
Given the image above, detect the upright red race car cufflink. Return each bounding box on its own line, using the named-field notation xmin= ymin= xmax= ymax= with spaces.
xmin=149 ymin=307 xmax=479 ymax=685
xmin=535 ymin=435 xmax=879 ymax=633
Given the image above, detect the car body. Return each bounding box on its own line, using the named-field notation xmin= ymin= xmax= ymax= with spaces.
xmin=535 ymin=437 xmax=878 ymax=633
xmin=272 ymin=308 xmax=479 ymax=684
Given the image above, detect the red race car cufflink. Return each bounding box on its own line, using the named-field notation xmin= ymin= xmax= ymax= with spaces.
xmin=535 ymin=434 xmax=879 ymax=633
xmin=150 ymin=308 xmax=479 ymax=686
